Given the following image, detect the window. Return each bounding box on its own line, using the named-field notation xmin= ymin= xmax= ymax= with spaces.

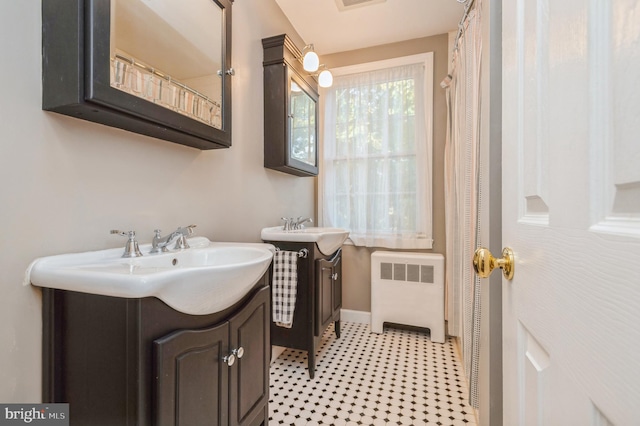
xmin=320 ymin=54 xmax=433 ymax=249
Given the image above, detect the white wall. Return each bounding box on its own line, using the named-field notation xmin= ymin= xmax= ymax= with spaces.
xmin=0 ymin=0 xmax=313 ymax=401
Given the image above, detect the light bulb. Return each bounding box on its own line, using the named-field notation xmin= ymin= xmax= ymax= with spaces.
xmin=318 ymin=69 xmax=333 ymax=88
xmin=303 ymin=51 xmax=320 ymax=72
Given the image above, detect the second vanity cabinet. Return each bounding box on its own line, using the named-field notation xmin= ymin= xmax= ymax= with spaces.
xmin=42 ymin=277 xmax=270 ymax=426
xmin=263 ymin=241 xmax=341 ymax=378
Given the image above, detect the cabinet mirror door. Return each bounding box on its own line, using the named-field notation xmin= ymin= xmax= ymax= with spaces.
xmin=111 ymin=0 xmax=224 ymax=130
xmin=86 ymin=0 xmax=232 ymax=147
xmin=288 ymin=75 xmax=318 ymax=175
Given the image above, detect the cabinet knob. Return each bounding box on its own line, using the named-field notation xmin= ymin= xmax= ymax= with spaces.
xmin=331 ymin=272 xmax=338 ymax=281
xmin=223 ymin=353 xmax=236 ymax=367
xmin=223 ymin=347 xmax=244 ymax=367
xmin=233 ymin=347 xmax=245 ymax=359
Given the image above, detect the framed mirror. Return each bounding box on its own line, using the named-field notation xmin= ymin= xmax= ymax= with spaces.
xmin=42 ymin=0 xmax=232 ymax=150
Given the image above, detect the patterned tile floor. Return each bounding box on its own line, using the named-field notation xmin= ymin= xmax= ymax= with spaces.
xmin=269 ymin=321 xmax=477 ymax=426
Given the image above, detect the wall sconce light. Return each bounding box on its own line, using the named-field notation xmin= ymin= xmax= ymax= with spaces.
xmin=318 ymin=66 xmax=333 ymax=88
xmin=302 ymin=44 xmax=320 ymax=72
xmin=301 ymin=44 xmax=333 ymax=88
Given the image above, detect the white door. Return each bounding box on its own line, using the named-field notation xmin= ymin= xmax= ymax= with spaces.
xmin=501 ymin=0 xmax=640 ymax=424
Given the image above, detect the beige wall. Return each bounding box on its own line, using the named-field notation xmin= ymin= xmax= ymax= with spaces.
xmin=321 ymin=35 xmax=450 ymax=313
xmin=0 ymin=0 xmax=312 ymax=401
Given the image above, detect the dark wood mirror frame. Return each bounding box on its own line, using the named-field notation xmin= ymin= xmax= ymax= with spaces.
xmin=42 ymin=0 xmax=232 ymax=150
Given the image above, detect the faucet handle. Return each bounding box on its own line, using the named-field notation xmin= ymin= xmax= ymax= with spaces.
xmin=281 ymin=217 xmax=293 ymax=231
xmin=173 ymin=225 xmax=196 ymax=250
xmin=110 ymin=229 xmax=130 ymax=237
xmin=291 ymin=217 xmax=312 ymax=230
xmin=110 ymin=230 xmax=143 ymax=258
xmin=174 ymin=234 xmax=190 ymax=250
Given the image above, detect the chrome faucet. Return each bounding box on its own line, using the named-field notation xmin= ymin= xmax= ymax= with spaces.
xmin=150 ymin=225 xmax=196 ymax=254
xmin=294 ymin=217 xmax=312 ymax=229
xmin=281 ymin=217 xmax=313 ymax=231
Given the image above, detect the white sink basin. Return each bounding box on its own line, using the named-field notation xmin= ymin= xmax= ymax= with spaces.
xmin=27 ymin=237 xmax=274 ymax=315
xmin=261 ymin=226 xmax=349 ymax=255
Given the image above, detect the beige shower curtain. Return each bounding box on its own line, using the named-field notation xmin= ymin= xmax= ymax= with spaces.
xmin=443 ymin=0 xmax=482 ymax=409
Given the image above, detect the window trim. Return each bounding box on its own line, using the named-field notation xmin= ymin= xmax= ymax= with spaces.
xmin=318 ymin=52 xmax=434 ymax=248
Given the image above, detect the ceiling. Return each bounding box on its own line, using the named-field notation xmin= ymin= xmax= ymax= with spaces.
xmin=274 ymin=0 xmax=465 ymax=55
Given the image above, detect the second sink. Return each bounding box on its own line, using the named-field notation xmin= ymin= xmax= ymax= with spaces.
xmin=261 ymin=226 xmax=349 ymax=255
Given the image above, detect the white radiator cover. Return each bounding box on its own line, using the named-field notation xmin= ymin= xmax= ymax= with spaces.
xmin=370 ymin=251 xmax=445 ymax=343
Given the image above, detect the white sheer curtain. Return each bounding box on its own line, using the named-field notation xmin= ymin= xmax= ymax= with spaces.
xmin=443 ymin=0 xmax=482 ymax=409
xmin=322 ymin=57 xmax=433 ymax=249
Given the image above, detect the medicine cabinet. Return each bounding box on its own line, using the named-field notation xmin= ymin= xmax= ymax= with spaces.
xmin=263 ymin=34 xmax=319 ymax=176
xmin=42 ymin=0 xmax=233 ymax=150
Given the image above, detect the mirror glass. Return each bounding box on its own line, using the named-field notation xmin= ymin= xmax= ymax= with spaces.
xmin=289 ymin=79 xmax=317 ymax=167
xmin=110 ymin=0 xmax=223 ymax=129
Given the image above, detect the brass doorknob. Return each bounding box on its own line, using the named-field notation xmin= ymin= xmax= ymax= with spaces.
xmin=473 ymin=247 xmax=514 ymax=280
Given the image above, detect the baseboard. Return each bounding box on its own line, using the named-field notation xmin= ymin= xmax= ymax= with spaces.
xmin=271 ymin=345 xmax=286 ymax=364
xmin=340 ymin=309 xmax=370 ymax=324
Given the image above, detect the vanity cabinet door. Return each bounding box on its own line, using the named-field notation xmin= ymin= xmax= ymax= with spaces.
xmin=316 ymin=249 xmax=343 ymax=337
xmin=154 ymin=322 xmax=229 ymax=426
xmin=229 ymin=286 xmax=270 ymax=426
xmin=332 ymin=252 xmax=342 ymax=315
xmin=316 ymin=258 xmax=335 ymax=337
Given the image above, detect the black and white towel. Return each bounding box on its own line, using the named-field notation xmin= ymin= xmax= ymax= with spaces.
xmin=272 ymin=250 xmax=298 ymax=328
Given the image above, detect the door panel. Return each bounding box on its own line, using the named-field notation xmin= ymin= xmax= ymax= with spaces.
xmin=332 ymin=254 xmax=342 ymax=314
xmin=154 ymin=322 xmax=228 ymax=426
xmin=519 ymin=0 xmax=550 ymax=224
xmin=502 ymin=0 xmax=640 ymax=424
xmin=229 ymin=286 xmax=270 ymax=426
xmin=589 ymin=0 xmax=640 ymax=236
xmin=316 ymin=258 xmax=333 ymax=336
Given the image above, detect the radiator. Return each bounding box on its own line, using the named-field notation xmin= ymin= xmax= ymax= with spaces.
xmin=370 ymin=251 xmax=445 ymax=343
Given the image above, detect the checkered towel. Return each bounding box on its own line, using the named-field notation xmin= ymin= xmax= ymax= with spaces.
xmin=272 ymin=250 xmax=298 ymax=328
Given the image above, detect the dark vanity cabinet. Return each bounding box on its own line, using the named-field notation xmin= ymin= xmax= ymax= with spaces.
xmin=263 ymin=241 xmax=341 ymax=378
xmin=42 ymin=0 xmax=233 ymax=150
xmin=43 ymin=278 xmax=270 ymax=426
xmin=263 ymin=34 xmax=319 ymax=176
